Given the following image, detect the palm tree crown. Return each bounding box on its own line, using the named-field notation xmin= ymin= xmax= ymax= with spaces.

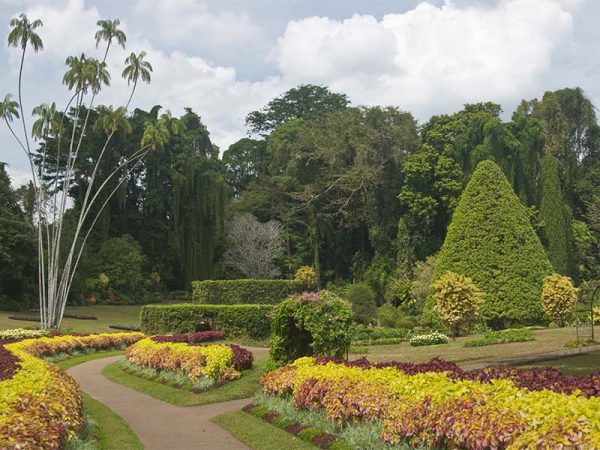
xmin=94 ymin=105 xmax=132 ymax=135
xmin=122 ymin=51 xmax=153 ymax=86
xmin=95 ymin=18 xmax=126 ymax=58
xmin=63 ymin=54 xmax=111 ymax=95
xmin=0 ymin=94 xmax=20 ymax=122
xmin=31 ymin=102 xmax=59 ymax=139
xmin=8 ymin=13 xmax=43 ymax=51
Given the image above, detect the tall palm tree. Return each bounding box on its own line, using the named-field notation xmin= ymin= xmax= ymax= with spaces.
xmin=122 ymin=51 xmax=153 ymax=109
xmin=7 ymin=13 xmax=43 ymax=154
xmin=94 ymin=105 xmax=131 ymax=135
xmin=31 ymin=102 xmax=59 ymax=140
xmin=95 ymin=19 xmax=126 ymax=61
xmin=87 ymin=58 xmax=111 ymax=94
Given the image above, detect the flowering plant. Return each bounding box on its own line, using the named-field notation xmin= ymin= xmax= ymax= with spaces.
xmin=409 ymin=331 xmax=448 ymax=346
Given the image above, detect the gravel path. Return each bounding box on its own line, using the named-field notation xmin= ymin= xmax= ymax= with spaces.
xmin=68 ymin=355 xmax=250 ymax=450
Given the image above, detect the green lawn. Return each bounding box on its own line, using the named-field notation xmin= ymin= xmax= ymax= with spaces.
xmin=357 ymin=327 xmax=582 ymax=368
xmin=103 ymin=353 xmax=267 ymax=407
xmin=212 ymin=411 xmax=316 ymax=450
xmin=518 ymin=352 xmax=600 ymax=376
xmin=0 ymin=305 xmax=143 ymax=333
xmin=56 ymin=351 xmax=142 ymax=450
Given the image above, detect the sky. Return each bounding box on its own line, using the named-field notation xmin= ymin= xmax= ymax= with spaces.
xmin=1 ymin=0 xmax=600 ymax=186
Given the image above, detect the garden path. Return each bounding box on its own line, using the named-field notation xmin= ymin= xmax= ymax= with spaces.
xmin=68 ymin=355 xmax=250 ymax=450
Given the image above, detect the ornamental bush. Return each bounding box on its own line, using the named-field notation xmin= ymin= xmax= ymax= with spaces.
xmin=432 ymin=272 xmax=483 ymax=338
xmin=270 ymin=291 xmax=354 ymax=365
xmin=409 ymin=331 xmax=448 ymax=346
xmin=140 ymin=304 xmax=273 ymax=338
xmin=433 ymin=160 xmax=553 ymax=327
xmin=541 ymin=274 xmax=578 ymax=326
xmin=294 ymin=266 xmax=318 ymax=290
xmin=346 ymin=283 xmax=377 ymax=325
xmin=191 ymin=279 xmax=304 ymax=305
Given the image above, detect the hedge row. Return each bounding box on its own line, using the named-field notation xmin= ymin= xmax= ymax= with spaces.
xmin=140 ymin=304 xmax=273 ymax=338
xmin=191 ymin=279 xmax=304 ymax=305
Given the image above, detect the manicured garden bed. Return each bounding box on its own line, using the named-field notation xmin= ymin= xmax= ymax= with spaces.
xmin=0 ymin=331 xmax=144 ymax=449
xmin=260 ymin=356 xmax=600 ymax=449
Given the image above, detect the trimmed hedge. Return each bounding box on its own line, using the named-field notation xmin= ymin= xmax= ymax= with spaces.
xmin=191 ymin=279 xmax=304 ymax=305
xmin=140 ymin=304 xmax=273 ymax=338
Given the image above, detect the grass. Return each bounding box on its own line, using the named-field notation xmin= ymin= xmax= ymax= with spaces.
xmin=518 ymin=351 xmax=600 ymax=376
xmin=357 ymin=327 xmax=583 ymax=368
xmin=102 ymin=353 xmax=267 ymax=406
xmin=212 ymin=410 xmax=316 ymax=450
xmin=0 ymin=305 xmax=144 ymax=334
xmin=55 ymin=351 xmax=142 ymax=450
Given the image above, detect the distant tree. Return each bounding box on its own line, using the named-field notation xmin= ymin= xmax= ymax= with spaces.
xmin=346 ymin=282 xmax=377 ymax=325
xmin=433 ymin=271 xmax=483 ymax=339
xmin=245 ymin=84 xmax=349 ymax=135
xmin=223 ymin=213 xmax=284 ymax=278
xmin=98 ymin=234 xmax=145 ymax=303
xmin=541 ymin=273 xmax=578 ymax=326
xmin=539 ymin=155 xmax=573 ymax=275
xmin=222 ymin=138 xmax=269 ymax=196
xmin=433 ymin=160 xmax=553 ymax=328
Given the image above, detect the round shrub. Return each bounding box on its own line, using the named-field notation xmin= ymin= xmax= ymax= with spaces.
xmin=346 ymin=283 xmax=377 ymax=325
xmin=433 ymin=272 xmax=483 ymax=338
xmin=269 ymin=291 xmax=354 ymax=365
xmin=541 ymin=274 xmax=578 ymax=326
xmin=294 ymin=266 xmax=318 ymax=290
xmin=409 ymin=331 xmax=449 ymax=347
xmin=377 ymin=303 xmax=414 ymax=329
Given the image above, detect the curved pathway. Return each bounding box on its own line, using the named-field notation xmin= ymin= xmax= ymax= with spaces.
xmin=68 ymin=356 xmax=250 ymax=450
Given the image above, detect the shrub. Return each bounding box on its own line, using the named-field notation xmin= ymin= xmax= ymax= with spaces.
xmin=191 ymin=279 xmax=304 ymax=305
xmin=433 ymin=160 xmax=553 ymax=327
xmin=125 ymin=337 xmax=253 ymax=382
xmin=463 ymin=328 xmax=535 ymax=347
xmin=432 ymin=272 xmax=483 ymax=338
xmin=409 ymin=331 xmax=448 ymax=346
xmin=376 ymin=303 xmax=414 ymax=329
xmin=150 ymin=330 xmax=226 ymax=344
xmin=383 ymin=278 xmax=412 ymax=308
xmin=541 ymin=274 xmax=578 ymax=326
xmin=0 ymin=328 xmax=49 ymax=341
xmin=345 ymin=283 xmax=377 ymax=325
xmin=141 ymin=304 xmax=273 ymax=338
xmin=294 ymin=266 xmax=318 ymax=290
xmin=270 ymin=291 xmax=354 ymax=365
xmin=261 ymin=357 xmax=600 ymax=449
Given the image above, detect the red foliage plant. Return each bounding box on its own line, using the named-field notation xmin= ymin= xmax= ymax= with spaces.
xmin=229 ymin=344 xmax=253 ymax=370
xmin=313 ymin=356 xmax=600 ymax=397
xmin=0 ymin=344 xmax=20 ymax=381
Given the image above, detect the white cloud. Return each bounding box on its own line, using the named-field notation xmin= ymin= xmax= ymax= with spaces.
xmin=273 ymin=0 xmax=576 ymax=116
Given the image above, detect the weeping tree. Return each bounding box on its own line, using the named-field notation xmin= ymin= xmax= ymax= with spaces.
xmin=0 ymin=14 xmax=160 ymax=328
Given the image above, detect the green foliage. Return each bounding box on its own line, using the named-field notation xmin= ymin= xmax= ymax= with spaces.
xmin=432 ymin=272 xmax=483 ymax=338
xmin=191 ymin=279 xmax=304 ymax=305
xmin=376 ymin=303 xmax=414 ymax=329
xmin=383 ymin=278 xmax=412 ymax=308
xmin=345 ymin=283 xmax=377 ymax=325
xmin=463 ymin=328 xmax=535 ymax=347
xmin=353 ymin=327 xmax=410 ymax=342
xmin=0 ymin=166 xmax=36 ymax=310
xmin=541 ymin=273 xmax=578 ymax=326
xmin=433 ymin=160 xmax=553 ymax=327
xmin=140 ymin=303 xmax=273 ymax=338
xmin=540 ymin=155 xmax=573 ymax=275
xmin=293 ymin=266 xmax=317 ymax=290
xmin=270 ymin=291 xmax=354 ymax=365
xmin=96 ymin=234 xmax=146 ymax=304
xmin=245 ymin=84 xmax=349 ymax=136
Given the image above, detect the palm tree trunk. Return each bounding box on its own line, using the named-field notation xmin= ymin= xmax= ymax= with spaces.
xmin=125 ymin=80 xmax=137 ymax=111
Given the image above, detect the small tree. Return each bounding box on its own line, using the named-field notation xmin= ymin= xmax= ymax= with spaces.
xmin=432 ymin=272 xmax=483 ymax=339
xmin=346 ymin=282 xmax=378 ymax=325
xmin=541 ymin=274 xmax=578 ymax=326
xmin=223 ymin=213 xmax=284 ymax=278
xmin=294 ymin=265 xmax=317 ymax=290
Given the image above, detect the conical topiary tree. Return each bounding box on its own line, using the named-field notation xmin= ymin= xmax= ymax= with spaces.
xmin=433 ymin=160 xmax=553 ymax=327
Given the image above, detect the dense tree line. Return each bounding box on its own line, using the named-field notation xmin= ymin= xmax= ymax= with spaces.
xmin=2 ymin=84 xmax=599 ymax=308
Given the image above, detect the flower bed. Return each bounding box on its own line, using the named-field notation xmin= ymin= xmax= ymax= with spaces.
xmin=0 ymin=327 xmax=50 ymax=341
xmin=0 ymin=332 xmax=144 ymax=449
xmin=409 ymin=331 xmax=448 ymax=346
xmin=125 ymin=337 xmax=253 ymax=385
xmin=261 ymin=357 xmax=600 ymax=449
xmin=151 ymin=330 xmax=226 ymax=344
